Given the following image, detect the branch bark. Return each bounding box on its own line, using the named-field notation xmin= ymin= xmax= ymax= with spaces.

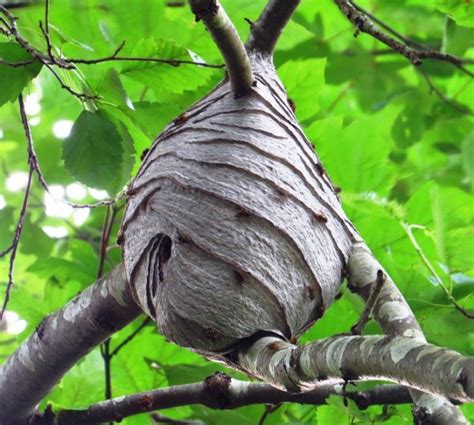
xmin=348 ymin=241 xmax=470 ymax=424
xmin=40 ymin=376 xmax=412 ymax=424
xmin=246 ymin=0 xmax=301 ymax=55
xmin=333 ymin=0 xmax=474 ymax=77
xmin=238 ymin=335 xmax=473 ymax=402
xmin=0 ymin=264 xmax=140 ymax=425
xmin=188 ymin=0 xmax=254 ymax=95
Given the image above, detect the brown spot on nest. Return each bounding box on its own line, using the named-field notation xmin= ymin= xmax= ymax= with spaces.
xmin=275 ymin=187 xmax=289 ymax=201
xmin=306 ymin=285 xmax=316 ymax=300
xmin=205 ymin=327 xmax=223 ymax=341
xmin=287 ymin=97 xmax=296 ymax=113
xmin=234 ymin=270 xmax=245 ymax=285
xmin=236 ymin=206 xmax=252 ymax=218
xmin=312 ymin=212 xmax=328 ymax=223
xmin=174 ymin=113 xmax=189 ymax=125
xmin=177 ymin=232 xmax=190 ymax=243
xmin=140 ymin=148 xmax=149 ymax=161
xmin=316 ymin=163 xmax=325 ymax=176
xmin=268 ymin=341 xmax=287 ymax=352
xmin=116 ymin=233 xmax=124 ymax=246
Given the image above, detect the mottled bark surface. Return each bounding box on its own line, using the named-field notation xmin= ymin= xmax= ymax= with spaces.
xmin=122 ymin=52 xmax=358 ymax=354
xmin=349 ymin=242 xmax=469 ymax=424
xmin=53 ymin=378 xmax=411 ymax=424
xmin=238 ymin=335 xmax=474 ymax=402
xmin=0 ymin=265 xmax=140 ymax=425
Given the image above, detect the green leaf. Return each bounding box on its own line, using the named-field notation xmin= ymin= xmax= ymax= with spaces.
xmin=27 ymin=257 xmax=95 ymax=285
xmin=430 ymin=185 xmax=474 ymax=274
xmin=278 ymin=58 xmax=326 ymax=121
xmin=46 ymin=350 xmax=104 ymax=409
xmin=120 ymin=38 xmax=218 ymax=97
xmin=132 ymin=101 xmax=182 ymax=139
xmin=311 ymin=107 xmax=398 ymax=195
xmin=292 ymin=11 xmax=324 ymax=39
xmin=19 ymin=218 xmax=54 ymax=258
xmin=96 ymin=68 xmax=132 ymax=110
xmin=436 ymin=0 xmax=474 ymax=27
xmin=0 ymin=42 xmax=42 ymax=106
xmin=162 ymin=363 xmax=227 ymax=387
xmin=62 ymin=109 xmax=131 ymax=194
xmin=316 ymin=404 xmax=346 ymax=425
xmin=391 ymin=100 xmax=425 ymax=148
xmin=462 ymin=130 xmax=474 ymax=192
xmin=443 ymin=18 xmax=474 ymax=55
xmin=0 ymin=206 xmax=14 ymax=252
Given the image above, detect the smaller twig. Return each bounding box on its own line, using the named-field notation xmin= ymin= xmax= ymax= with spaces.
xmin=350 ymin=270 xmax=385 ymax=335
xmin=403 ymin=223 xmax=474 ymax=319
xmin=44 ymin=62 xmax=99 ymax=100
xmin=419 ymin=67 xmax=472 ymax=115
xmin=39 ymin=20 xmax=54 ymax=60
xmin=71 ymin=55 xmax=223 ymax=68
xmin=15 ymin=90 xmax=111 ymax=208
xmin=0 ymin=167 xmax=33 ymax=320
xmin=188 ymin=0 xmax=254 ymax=95
xmin=0 ymin=16 xmax=11 ymax=30
xmin=0 ymin=58 xmax=34 ymax=66
xmin=44 ymin=0 xmax=49 ymax=34
xmin=100 ymin=339 xmax=113 ymax=413
xmin=348 ymin=0 xmax=425 ymax=50
xmin=166 ymin=1 xmax=186 ymax=7
xmin=66 ymin=41 xmax=222 ymax=69
xmin=258 ymin=403 xmax=282 ymax=425
xmin=96 ymin=205 xmax=119 ymax=425
xmin=151 ymin=413 xmax=202 ymax=425
xmin=0 ymin=1 xmax=41 ymax=9
xmin=110 ymin=317 xmax=151 ymax=358
xmin=0 ymin=94 xmax=35 ymax=320
xmin=333 ymin=0 xmax=474 ymax=73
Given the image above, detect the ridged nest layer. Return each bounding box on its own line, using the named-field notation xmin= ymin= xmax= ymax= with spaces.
xmin=121 ymin=54 xmax=356 ymax=355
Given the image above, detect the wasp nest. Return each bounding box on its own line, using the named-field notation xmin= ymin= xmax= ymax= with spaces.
xmin=121 ymin=54 xmax=356 ymax=355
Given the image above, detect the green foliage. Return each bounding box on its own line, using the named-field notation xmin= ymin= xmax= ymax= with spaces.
xmin=435 ymin=0 xmax=474 ymax=27
xmin=0 ymin=0 xmax=473 ymax=424
xmin=62 ymin=110 xmax=133 ymax=193
xmin=0 ymin=42 xmax=42 ymax=105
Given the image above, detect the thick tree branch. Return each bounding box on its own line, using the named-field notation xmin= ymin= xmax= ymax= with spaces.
xmin=188 ymin=0 xmax=254 ymax=95
xmin=348 ymin=241 xmax=469 ymax=424
xmin=40 ymin=376 xmax=412 ymax=424
xmin=0 ymin=265 xmax=140 ymax=425
xmin=246 ymin=0 xmax=300 ymax=55
xmin=238 ymin=335 xmax=474 ymax=402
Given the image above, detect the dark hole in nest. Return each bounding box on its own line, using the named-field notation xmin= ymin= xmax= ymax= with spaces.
xmin=158 ymin=235 xmax=173 ymax=282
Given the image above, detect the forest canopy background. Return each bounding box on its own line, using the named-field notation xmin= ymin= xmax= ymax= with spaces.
xmin=0 ymin=0 xmax=473 ymax=423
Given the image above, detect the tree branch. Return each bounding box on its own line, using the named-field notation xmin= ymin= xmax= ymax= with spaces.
xmin=0 ymin=4 xmax=223 ymax=102
xmin=350 ymin=269 xmax=385 ymax=335
xmin=40 ymin=376 xmax=412 ymax=424
xmin=246 ymin=0 xmax=300 ymax=55
xmin=348 ymin=241 xmax=469 ymax=424
xmin=238 ymin=335 xmax=473 ymax=402
xmin=333 ymin=0 xmax=474 ymax=77
xmin=0 ymin=94 xmax=36 ymax=319
xmin=188 ymin=0 xmax=254 ymax=95
xmin=0 ymin=265 xmax=140 ymax=425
